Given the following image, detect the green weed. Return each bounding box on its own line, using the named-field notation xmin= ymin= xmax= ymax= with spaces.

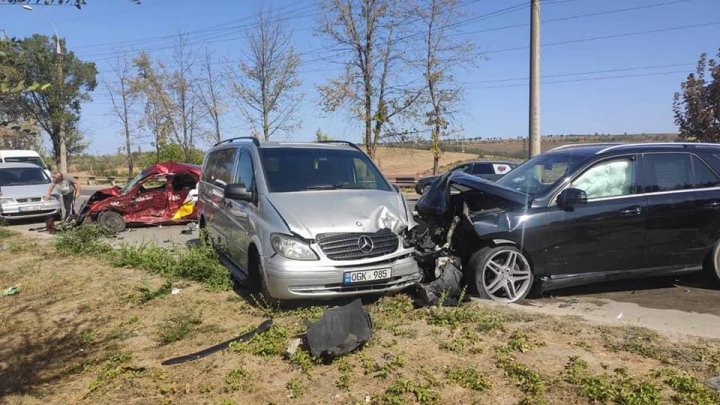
xmin=564 ymin=356 xmax=662 ymax=404
xmin=88 ymin=351 xmax=141 ymax=392
xmin=288 ymin=347 xmax=320 ymax=375
xmin=224 ymin=367 xmax=253 ymax=393
xmin=230 ymin=324 xmax=289 ymax=356
xmin=446 ymin=367 xmax=491 ymax=391
xmin=132 ymin=279 xmax=172 ymax=304
xmin=0 ymin=227 xmax=17 ymax=239
xmin=376 ymin=379 xmax=440 ymax=405
xmin=54 ymin=224 xmax=112 ymax=255
xmin=496 ymin=355 xmax=545 ymax=404
xmin=658 ymin=369 xmax=720 ymax=404
xmin=286 ymin=377 xmax=306 ymax=399
xmin=156 ymin=309 xmax=202 ymax=345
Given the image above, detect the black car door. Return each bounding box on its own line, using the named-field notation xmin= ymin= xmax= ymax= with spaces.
xmin=542 ymin=155 xmax=646 ymax=275
xmin=691 ymin=155 xmax=720 ymax=263
xmin=643 ymin=153 xmax=720 ymax=268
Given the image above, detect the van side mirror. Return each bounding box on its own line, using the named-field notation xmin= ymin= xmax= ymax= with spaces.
xmin=557 ymin=188 xmax=587 ymax=210
xmin=224 ymin=183 xmax=253 ymax=202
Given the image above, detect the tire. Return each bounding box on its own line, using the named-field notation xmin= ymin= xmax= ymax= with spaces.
xmin=248 ymin=249 xmax=280 ymax=308
xmin=704 ymin=240 xmax=720 ymax=284
xmin=98 ymin=211 xmax=126 ymax=233
xmin=467 ymin=245 xmax=534 ymax=303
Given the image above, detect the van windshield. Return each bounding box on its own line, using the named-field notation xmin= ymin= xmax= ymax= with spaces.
xmin=0 ymin=167 xmax=51 ymax=186
xmin=259 ymin=148 xmax=391 ymax=192
xmin=3 ymin=156 xmax=47 ymax=169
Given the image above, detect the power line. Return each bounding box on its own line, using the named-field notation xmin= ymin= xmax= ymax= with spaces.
xmin=482 ymin=21 xmax=720 ymax=55
xmin=466 ymin=69 xmax=690 ymax=90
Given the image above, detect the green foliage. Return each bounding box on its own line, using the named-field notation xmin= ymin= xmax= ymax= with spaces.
xmin=88 ymin=351 xmax=135 ymax=392
xmin=377 ymin=379 xmax=440 ymax=405
xmin=224 ymin=367 xmax=253 ymax=393
xmin=0 ymin=228 xmax=16 ymax=239
xmin=564 ymin=356 xmax=663 ymax=405
xmin=230 ymin=324 xmax=289 ymax=356
xmin=156 ymin=308 xmax=202 ymax=345
xmin=132 ymin=280 xmax=172 ymax=304
xmin=496 ymin=355 xmax=546 ymax=404
xmin=6 ymin=34 xmax=97 ymax=161
xmin=286 ymin=377 xmax=306 ymax=399
xmin=288 ymin=347 xmax=320 ymax=375
xmin=53 ymin=224 xmax=112 ymax=255
xmin=138 ymin=142 xmax=205 ymax=167
xmin=657 ymin=369 xmax=720 ymax=405
xmin=673 ymin=50 xmax=720 ymax=142
xmin=445 ymin=367 xmax=491 ymax=391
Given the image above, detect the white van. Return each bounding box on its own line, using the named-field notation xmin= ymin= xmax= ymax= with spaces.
xmin=0 ymin=150 xmax=52 ymax=178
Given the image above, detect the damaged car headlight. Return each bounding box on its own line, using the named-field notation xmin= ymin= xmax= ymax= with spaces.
xmin=0 ymin=198 xmax=15 ymax=205
xmin=271 ymin=234 xmax=319 ymax=261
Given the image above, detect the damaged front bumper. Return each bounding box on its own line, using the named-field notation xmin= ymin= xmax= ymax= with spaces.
xmin=263 ymin=246 xmax=422 ymax=299
xmin=0 ymin=199 xmax=61 ymax=220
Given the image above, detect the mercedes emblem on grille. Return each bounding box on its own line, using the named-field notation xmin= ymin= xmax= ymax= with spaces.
xmin=357 ymin=235 xmax=374 ymax=253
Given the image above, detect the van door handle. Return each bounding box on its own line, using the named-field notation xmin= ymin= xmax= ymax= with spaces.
xmin=619 ymin=206 xmax=641 ymax=216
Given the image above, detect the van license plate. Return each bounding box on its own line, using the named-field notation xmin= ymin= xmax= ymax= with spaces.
xmin=343 ymin=268 xmax=392 ymax=284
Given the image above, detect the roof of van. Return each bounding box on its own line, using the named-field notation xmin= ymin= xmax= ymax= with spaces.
xmin=0 ymin=150 xmax=42 ymax=157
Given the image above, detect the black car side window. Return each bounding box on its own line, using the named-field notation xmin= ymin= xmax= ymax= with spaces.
xmin=692 ymin=156 xmax=720 ymax=189
xmin=570 ymin=158 xmax=636 ymax=200
xmin=643 ymin=153 xmax=693 ymax=193
xmin=470 ymin=163 xmax=493 ymax=175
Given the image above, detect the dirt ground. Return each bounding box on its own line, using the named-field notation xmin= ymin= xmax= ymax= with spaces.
xmin=368 ymin=148 xmax=477 ymax=178
xmin=2 ymin=231 xmax=720 ymax=404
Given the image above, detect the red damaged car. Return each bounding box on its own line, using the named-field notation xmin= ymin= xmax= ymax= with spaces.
xmin=80 ymin=161 xmax=201 ymax=233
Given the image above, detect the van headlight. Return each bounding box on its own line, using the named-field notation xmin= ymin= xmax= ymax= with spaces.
xmin=271 ymin=234 xmax=318 ymax=261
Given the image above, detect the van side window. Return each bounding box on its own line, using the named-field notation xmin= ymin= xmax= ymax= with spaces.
xmin=204 ymin=148 xmax=238 ymax=186
xmin=571 ymin=158 xmax=636 ymax=200
xmin=692 ymin=156 xmax=720 ymax=189
xmin=234 ymin=150 xmax=255 ymax=190
xmin=643 ymin=153 xmax=693 ymax=193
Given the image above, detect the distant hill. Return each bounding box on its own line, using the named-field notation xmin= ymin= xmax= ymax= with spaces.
xmin=387 ymin=133 xmax=680 ymax=160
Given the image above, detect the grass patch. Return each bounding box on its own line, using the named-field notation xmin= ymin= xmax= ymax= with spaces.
xmin=286 ymin=377 xmax=306 ymax=399
xmin=230 ymin=324 xmax=289 ymax=356
xmin=564 ymin=356 xmax=663 ymax=404
xmin=445 ymin=367 xmax=491 ymax=391
xmin=0 ymin=227 xmax=17 ymax=239
xmin=132 ymin=279 xmax=172 ymax=304
xmin=224 ymin=367 xmax=253 ymax=393
xmin=657 ymin=369 xmax=720 ymax=404
xmin=88 ymin=351 xmax=142 ymax=392
xmin=53 ymin=224 xmax=231 ymax=290
xmin=288 ymin=347 xmax=320 ymax=375
xmin=156 ymin=309 xmax=202 ymax=345
xmin=496 ymin=355 xmax=546 ymax=404
xmin=376 ymin=379 xmax=440 ymax=405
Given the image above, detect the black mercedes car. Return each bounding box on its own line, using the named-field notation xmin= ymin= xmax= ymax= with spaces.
xmin=414 ymin=160 xmax=517 ymax=194
xmin=414 ymin=143 xmax=720 ymax=303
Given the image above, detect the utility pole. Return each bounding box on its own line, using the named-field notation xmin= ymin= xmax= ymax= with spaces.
xmin=529 ymin=0 xmax=541 ymax=157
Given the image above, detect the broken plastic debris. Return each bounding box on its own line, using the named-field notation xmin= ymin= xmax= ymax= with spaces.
xmin=414 ymin=256 xmax=463 ymax=307
xmin=171 ymin=288 xmax=181 ymax=295
xmin=3 ymin=286 xmax=20 ymax=297
xmin=704 ymin=375 xmax=720 ymax=390
xmin=306 ymin=299 xmax=373 ymax=360
xmin=616 ymin=312 xmax=623 ymax=320
xmin=286 ymin=338 xmax=302 ymax=356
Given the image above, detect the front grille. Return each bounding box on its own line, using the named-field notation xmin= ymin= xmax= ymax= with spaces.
xmin=15 ymin=197 xmax=42 ymax=203
xmin=317 ymin=229 xmax=399 ymax=260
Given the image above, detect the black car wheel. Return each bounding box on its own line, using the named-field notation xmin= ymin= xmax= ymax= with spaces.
xmin=468 ymin=246 xmax=534 ymax=303
xmin=98 ymin=211 xmax=126 ymax=233
xmin=705 ymin=240 xmax=720 ymax=284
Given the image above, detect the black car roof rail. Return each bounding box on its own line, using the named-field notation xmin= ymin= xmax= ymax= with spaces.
xmin=315 ymin=140 xmax=362 ymax=152
xmin=214 ymin=137 xmax=260 ymax=147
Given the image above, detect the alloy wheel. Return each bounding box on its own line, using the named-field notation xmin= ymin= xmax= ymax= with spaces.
xmin=482 ymin=249 xmax=532 ymax=303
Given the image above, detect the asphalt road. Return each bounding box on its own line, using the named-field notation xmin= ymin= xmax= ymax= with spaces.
xmin=5 ymin=191 xmax=720 ymax=338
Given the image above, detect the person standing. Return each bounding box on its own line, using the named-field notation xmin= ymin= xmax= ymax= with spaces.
xmin=45 ymin=172 xmax=80 ymax=221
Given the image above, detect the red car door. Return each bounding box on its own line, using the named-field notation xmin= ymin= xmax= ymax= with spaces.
xmin=127 ymin=175 xmax=169 ymax=222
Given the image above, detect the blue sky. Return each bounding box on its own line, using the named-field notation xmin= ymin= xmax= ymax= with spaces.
xmin=2 ymin=0 xmax=719 ymax=154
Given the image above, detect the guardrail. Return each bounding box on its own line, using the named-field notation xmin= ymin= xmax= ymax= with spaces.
xmin=73 ymin=175 xmax=420 ymax=188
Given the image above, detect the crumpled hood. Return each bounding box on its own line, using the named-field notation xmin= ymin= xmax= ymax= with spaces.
xmin=0 ymin=183 xmax=50 ymax=199
xmin=416 ymin=171 xmax=530 ymax=218
xmin=266 ymin=190 xmax=409 ymax=239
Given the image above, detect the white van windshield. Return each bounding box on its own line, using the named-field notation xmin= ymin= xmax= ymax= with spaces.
xmin=3 ymin=156 xmax=47 ymax=169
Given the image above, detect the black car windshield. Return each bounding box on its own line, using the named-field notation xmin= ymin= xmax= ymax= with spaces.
xmin=259 ymin=147 xmax=392 ymax=192
xmin=0 ymin=167 xmax=50 ymax=186
xmin=495 ymin=153 xmax=588 ymax=196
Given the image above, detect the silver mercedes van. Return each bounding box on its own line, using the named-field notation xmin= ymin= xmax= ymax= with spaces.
xmin=197 ymin=138 xmax=421 ymax=301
